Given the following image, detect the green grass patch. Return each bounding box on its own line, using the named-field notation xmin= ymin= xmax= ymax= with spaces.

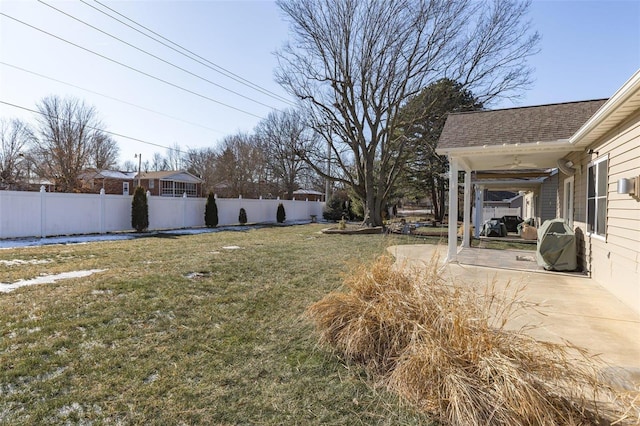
xmin=0 ymin=225 xmax=433 ymax=425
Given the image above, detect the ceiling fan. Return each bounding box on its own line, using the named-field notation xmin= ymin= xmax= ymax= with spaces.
xmin=494 ymin=155 xmax=538 ymax=169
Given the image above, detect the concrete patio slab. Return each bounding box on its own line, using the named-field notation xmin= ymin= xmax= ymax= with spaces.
xmin=387 ymin=243 xmax=640 ymax=392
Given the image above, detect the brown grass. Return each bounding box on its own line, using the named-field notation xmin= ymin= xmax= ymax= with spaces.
xmin=306 ymin=255 xmax=637 ymax=425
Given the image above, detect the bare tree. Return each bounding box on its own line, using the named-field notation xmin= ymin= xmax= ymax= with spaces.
xmin=166 ymin=143 xmax=183 ymax=170
xmin=90 ymin=131 xmax=120 ymax=170
xmin=122 ymin=160 xmax=137 ymax=172
xmin=0 ymin=119 xmax=33 ymax=189
xmin=32 ymin=95 xmax=108 ymax=192
xmin=213 ymin=133 xmax=267 ymax=198
xmin=150 ymin=152 xmax=169 ymax=172
xmin=276 ymin=0 xmax=539 ymax=226
xmin=186 ymin=147 xmax=217 ymax=194
xmin=254 ymin=109 xmax=316 ymax=199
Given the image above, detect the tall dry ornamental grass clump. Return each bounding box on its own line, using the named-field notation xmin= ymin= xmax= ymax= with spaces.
xmin=306 ymin=255 xmax=637 ymax=425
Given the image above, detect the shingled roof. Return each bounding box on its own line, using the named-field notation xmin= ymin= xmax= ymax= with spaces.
xmin=438 ymin=99 xmax=607 ymax=149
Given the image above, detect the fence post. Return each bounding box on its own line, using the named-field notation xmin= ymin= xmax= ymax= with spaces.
xmin=100 ymin=188 xmax=106 ymax=234
xmin=183 ymin=192 xmax=187 ymax=228
xmin=40 ymin=185 xmax=46 ymax=238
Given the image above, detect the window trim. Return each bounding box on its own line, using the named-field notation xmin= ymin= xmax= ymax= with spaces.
xmin=586 ymin=155 xmax=608 ymax=240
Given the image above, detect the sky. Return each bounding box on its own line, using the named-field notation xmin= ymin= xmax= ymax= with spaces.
xmin=1 ymin=0 xmax=639 ymax=170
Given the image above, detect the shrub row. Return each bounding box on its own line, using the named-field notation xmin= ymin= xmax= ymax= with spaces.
xmin=132 ymin=190 xmax=289 ymax=232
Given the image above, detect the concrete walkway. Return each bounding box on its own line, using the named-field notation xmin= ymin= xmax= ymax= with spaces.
xmin=387 ymin=243 xmax=640 ymax=391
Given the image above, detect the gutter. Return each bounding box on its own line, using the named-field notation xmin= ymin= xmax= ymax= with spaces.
xmin=570 ymin=68 xmax=640 ymax=146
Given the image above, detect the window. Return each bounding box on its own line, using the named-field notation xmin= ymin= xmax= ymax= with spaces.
xmin=587 ymin=157 xmax=608 ymax=237
xmin=160 ymin=180 xmax=197 ymax=197
xmin=149 ymin=179 xmax=155 ymax=189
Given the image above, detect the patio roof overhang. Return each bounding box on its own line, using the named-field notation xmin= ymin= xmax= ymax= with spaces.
xmin=439 ymin=139 xmax=579 ymax=172
xmin=471 ymin=176 xmax=548 ymax=191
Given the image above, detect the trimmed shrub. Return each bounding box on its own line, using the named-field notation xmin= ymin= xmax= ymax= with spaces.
xmin=131 ymin=186 xmax=149 ymax=232
xmin=238 ymin=207 xmax=247 ymax=225
xmin=276 ymin=203 xmax=286 ymax=223
xmin=204 ymin=192 xmax=218 ymax=228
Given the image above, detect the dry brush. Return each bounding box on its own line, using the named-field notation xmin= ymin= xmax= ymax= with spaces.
xmin=306 ymin=255 xmax=638 ymax=425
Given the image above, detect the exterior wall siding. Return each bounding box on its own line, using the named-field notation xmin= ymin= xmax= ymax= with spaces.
xmin=539 ymin=172 xmax=558 ymax=225
xmin=573 ymin=108 xmax=640 ymax=314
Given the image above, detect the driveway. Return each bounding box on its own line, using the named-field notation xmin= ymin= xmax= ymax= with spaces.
xmin=387 ymin=243 xmax=640 ymax=391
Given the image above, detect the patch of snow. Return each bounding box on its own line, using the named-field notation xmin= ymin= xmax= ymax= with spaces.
xmin=222 ymin=246 xmax=242 ymax=250
xmin=184 ymin=272 xmax=210 ymax=279
xmin=0 ymin=220 xmax=317 ymax=249
xmin=58 ymin=402 xmax=82 ymax=417
xmin=0 ymin=258 xmax=52 ymax=266
xmin=143 ymin=372 xmax=159 ymax=384
xmin=0 ymin=234 xmax=135 ymax=249
xmin=0 ymin=269 xmax=106 ymax=293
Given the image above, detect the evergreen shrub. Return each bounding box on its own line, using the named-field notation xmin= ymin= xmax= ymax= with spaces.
xmin=276 ymin=203 xmax=286 ymax=223
xmin=131 ymin=186 xmax=149 ymax=232
xmin=239 ymin=207 xmax=247 ymax=225
xmin=205 ymin=192 xmax=218 ymax=228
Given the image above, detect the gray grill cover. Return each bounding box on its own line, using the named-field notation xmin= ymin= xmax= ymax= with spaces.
xmin=536 ymin=219 xmax=577 ymax=271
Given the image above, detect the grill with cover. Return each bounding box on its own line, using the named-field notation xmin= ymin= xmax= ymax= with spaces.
xmin=536 ymin=219 xmax=577 ymax=271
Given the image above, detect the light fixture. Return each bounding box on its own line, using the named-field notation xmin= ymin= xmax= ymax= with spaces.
xmin=587 ymin=149 xmax=599 ymax=156
xmin=617 ymin=176 xmax=639 ymax=196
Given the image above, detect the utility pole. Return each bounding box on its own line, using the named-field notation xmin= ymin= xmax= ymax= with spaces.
xmin=135 ymin=153 xmax=141 ymax=188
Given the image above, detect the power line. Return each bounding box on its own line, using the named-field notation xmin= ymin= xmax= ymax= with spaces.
xmin=37 ymin=0 xmax=281 ymax=111
xmin=82 ymin=0 xmax=296 ymax=107
xmin=0 ymin=61 xmax=225 ymax=136
xmin=0 ymin=12 xmax=266 ymax=120
xmin=0 ymin=99 xmax=193 ymax=155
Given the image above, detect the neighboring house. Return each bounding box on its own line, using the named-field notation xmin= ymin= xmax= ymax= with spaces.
xmin=292 ymin=189 xmax=324 ymax=201
xmin=484 ymin=190 xmax=523 ymax=210
xmin=79 ymin=169 xmax=136 ymax=195
xmin=436 ymin=69 xmax=640 ymax=314
xmin=136 ymin=170 xmax=203 ymax=198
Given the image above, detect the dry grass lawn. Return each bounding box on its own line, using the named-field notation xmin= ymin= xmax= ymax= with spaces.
xmin=0 ymin=225 xmax=431 ymax=425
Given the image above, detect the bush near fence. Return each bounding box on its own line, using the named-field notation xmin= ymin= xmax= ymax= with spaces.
xmin=0 ymin=189 xmax=324 ymax=239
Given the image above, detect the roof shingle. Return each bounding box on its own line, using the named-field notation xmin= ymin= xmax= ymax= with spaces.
xmin=438 ymin=99 xmax=607 ymax=149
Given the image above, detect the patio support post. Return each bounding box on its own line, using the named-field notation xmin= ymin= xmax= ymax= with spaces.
xmin=463 ymin=170 xmax=471 ymax=248
xmin=447 ymin=158 xmax=459 ymax=262
xmin=474 ymin=186 xmax=484 ymax=238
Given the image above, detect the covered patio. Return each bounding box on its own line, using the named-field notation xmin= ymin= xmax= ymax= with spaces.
xmin=387 ymin=243 xmax=640 ymax=391
xmin=435 ymin=99 xmax=607 ymax=264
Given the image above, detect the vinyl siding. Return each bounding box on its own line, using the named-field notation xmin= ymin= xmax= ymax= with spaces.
xmin=573 ymin=108 xmax=640 ymax=314
xmin=539 ymin=172 xmax=558 ymax=225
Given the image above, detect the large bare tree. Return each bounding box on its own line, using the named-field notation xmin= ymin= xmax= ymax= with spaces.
xmin=254 ymin=109 xmax=316 ymax=199
xmin=0 ymin=119 xmax=33 ymax=189
xmin=90 ymin=131 xmax=120 ymax=170
xmin=276 ymin=0 xmax=540 ymax=226
xmin=213 ymin=133 xmax=267 ymax=198
xmin=185 ymin=147 xmax=217 ymax=194
xmin=32 ymin=95 xmax=108 ymax=192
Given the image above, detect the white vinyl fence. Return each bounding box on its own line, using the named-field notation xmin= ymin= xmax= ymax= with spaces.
xmin=0 ymin=188 xmax=324 ymax=239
